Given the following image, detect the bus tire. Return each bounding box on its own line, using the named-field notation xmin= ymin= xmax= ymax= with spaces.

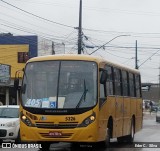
xmin=117 ymin=136 xmax=126 ymax=143
xmin=71 ymin=142 xmax=80 ymax=149
xmin=127 ymin=118 xmax=135 ymax=143
xmin=15 ymin=130 xmax=21 ymax=143
xmin=117 ymin=118 xmax=135 ymax=143
xmin=99 ymin=128 xmax=110 ymax=148
xmin=39 ymin=142 xmax=50 ymax=151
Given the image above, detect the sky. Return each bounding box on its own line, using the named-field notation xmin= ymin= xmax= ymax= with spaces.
xmin=1 ymin=0 xmax=160 ymax=83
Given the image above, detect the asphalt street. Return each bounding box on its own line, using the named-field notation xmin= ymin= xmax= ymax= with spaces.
xmin=0 ymin=111 xmax=159 ymax=151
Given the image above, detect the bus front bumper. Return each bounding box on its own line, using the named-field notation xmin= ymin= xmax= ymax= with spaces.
xmin=20 ymin=123 xmax=98 ymax=143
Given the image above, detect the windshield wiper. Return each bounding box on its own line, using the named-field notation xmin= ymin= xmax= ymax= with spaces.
xmin=76 ymin=79 xmax=88 ymax=108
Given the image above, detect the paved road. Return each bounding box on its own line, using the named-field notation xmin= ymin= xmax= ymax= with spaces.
xmin=0 ymin=112 xmax=160 ymax=151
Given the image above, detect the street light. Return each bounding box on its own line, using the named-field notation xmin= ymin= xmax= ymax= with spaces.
xmin=89 ymin=34 xmax=130 ymax=55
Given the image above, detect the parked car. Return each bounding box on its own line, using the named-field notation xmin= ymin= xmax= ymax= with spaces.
xmin=156 ymin=108 xmax=160 ymax=122
xmin=151 ymin=105 xmax=159 ymax=112
xmin=0 ymin=105 xmax=20 ymax=142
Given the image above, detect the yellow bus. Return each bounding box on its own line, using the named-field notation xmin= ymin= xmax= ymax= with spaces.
xmin=15 ymin=54 xmax=142 ymax=150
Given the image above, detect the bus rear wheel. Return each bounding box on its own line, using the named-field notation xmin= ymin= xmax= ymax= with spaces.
xmin=117 ymin=118 xmax=134 ymax=143
xmin=127 ymin=119 xmax=135 ymax=143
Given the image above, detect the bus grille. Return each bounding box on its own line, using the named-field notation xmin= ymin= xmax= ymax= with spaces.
xmin=35 ymin=122 xmax=79 ymax=129
xmin=39 ymin=132 xmax=73 ymax=138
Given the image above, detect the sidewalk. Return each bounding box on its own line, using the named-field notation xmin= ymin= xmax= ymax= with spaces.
xmin=143 ymin=109 xmax=156 ymax=114
xmin=143 ymin=110 xmax=156 ymax=121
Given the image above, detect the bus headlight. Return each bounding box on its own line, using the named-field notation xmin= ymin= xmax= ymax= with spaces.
xmin=20 ymin=112 xmax=33 ymax=127
xmin=22 ymin=115 xmax=27 ymax=120
xmin=78 ymin=112 xmax=96 ymax=127
xmin=90 ymin=115 xmax=95 ymax=121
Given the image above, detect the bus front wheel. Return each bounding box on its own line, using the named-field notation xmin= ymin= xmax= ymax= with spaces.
xmin=15 ymin=130 xmax=21 ymax=143
xmin=39 ymin=142 xmax=51 ymax=151
xmin=99 ymin=128 xmax=110 ymax=148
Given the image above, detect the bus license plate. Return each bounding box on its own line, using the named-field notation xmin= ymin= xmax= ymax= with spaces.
xmin=49 ymin=131 xmax=62 ymax=136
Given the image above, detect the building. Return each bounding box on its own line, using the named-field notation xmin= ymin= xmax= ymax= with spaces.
xmin=142 ymin=83 xmax=160 ymax=103
xmin=0 ymin=33 xmax=38 ymax=105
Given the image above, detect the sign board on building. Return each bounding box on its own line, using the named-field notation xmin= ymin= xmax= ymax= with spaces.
xmin=38 ymin=38 xmax=65 ymax=56
xmin=0 ymin=64 xmax=10 ymax=85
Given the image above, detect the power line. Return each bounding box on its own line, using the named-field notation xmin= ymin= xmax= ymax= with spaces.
xmin=0 ymin=0 xmax=75 ymax=29
xmin=100 ymin=48 xmax=130 ymax=59
xmin=0 ymin=23 xmax=77 ymax=47
xmin=138 ymin=49 xmax=160 ymax=68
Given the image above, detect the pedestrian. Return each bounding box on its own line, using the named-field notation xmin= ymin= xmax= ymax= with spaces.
xmin=149 ymin=100 xmax=153 ymax=114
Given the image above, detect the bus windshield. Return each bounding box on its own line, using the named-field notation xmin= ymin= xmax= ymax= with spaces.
xmin=22 ymin=60 xmax=97 ymax=109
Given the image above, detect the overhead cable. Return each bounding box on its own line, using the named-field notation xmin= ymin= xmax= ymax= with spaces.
xmin=0 ymin=0 xmax=74 ymax=29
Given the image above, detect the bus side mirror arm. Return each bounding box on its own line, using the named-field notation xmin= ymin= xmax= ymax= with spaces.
xmin=14 ymin=69 xmax=24 ymax=90
xmin=14 ymin=78 xmax=19 ymax=90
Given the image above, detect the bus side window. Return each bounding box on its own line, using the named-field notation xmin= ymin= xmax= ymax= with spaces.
xmin=135 ymin=74 xmax=141 ymax=98
xmin=100 ymin=83 xmax=105 ymax=98
xmin=129 ymin=73 xmax=135 ymax=97
xmin=114 ymin=68 xmax=122 ymax=96
xmin=122 ymin=70 xmax=129 ymax=96
xmin=99 ymin=70 xmax=107 ymax=107
xmin=106 ymin=66 xmax=114 ymax=96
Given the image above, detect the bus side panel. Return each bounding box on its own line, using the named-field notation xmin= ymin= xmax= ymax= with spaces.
xmin=135 ymin=98 xmax=143 ymax=132
xmin=123 ymin=97 xmax=131 ymax=136
xmin=98 ymin=96 xmax=115 ymax=141
xmin=130 ymin=98 xmax=137 ymax=125
xmin=114 ymin=96 xmax=123 ymax=138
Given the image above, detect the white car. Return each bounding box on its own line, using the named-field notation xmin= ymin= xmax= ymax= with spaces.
xmin=0 ymin=105 xmax=20 ymax=142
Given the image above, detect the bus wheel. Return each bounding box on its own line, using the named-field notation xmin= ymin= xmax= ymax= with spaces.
xmin=15 ymin=130 xmax=21 ymax=143
xmin=117 ymin=119 xmax=135 ymax=143
xmin=100 ymin=128 xmax=110 ymax=148
xmin=127 ymin=119 xmax=135 ymax=143
xmin=71 ymin=142 xmax=80 ymax=149
xmin=39 ymin=142 xmax=50 ymax=151
xmin=117 ymin=136 xmax=126 ymax=143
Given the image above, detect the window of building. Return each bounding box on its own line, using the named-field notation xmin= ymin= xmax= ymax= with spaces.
xmin=18 ymin=52 xmax=29 ymax=63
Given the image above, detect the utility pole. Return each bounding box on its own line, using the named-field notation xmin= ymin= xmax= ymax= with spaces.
xmin=135 ymin=40 xmax=138 ymax=69
xmin=78 ymin=0 xmax=82 ymax=54
xmin=159 ymin=64 xmax=160 ymax=100
xmin=52 ymin=41 xmax=55 ymax=55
